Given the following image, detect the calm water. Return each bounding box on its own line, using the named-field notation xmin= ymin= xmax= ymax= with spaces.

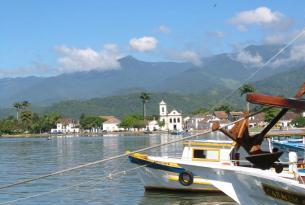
xmin=0 ymin=134 xmax=236 ymax=205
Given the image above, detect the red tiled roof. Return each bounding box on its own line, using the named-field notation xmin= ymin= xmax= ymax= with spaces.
xmin=100 ymin=116 xmax=121 ymax=124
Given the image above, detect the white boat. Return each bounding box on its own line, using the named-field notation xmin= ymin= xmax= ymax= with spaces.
xmin=179 ymin=153 xmax=305 ymax=205
xmin=128 ymin=139 xmax=235 ymax=192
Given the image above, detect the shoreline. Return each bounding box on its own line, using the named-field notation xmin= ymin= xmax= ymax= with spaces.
xmin=1 ymin=128 xmax=304 ymax=138
xmin=0 ymin=130 xmax=204 ymax=138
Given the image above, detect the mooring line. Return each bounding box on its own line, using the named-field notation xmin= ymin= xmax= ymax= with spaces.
xmin=0 ymin=108 xmax=268 ymax=191
xmin=0 ymin=164 xmax=148 ymax=205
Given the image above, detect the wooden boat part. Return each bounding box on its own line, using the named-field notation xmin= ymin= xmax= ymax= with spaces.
xmin=212 ymin=81 xmax=305 ymax=169
xmin=246 ymin=93 xmax=305 ymax=110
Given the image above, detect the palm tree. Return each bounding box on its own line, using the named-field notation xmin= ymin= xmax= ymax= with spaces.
xmin=140 ymin=92 xmax=151 ymax=119
xmin=13 ymin=102 xmax=23 ymax=120
xmin=21 ymin=101 xmax=31 ymax=110
xmin=20 ymin=110 xmax=33 ymax=131
xmin=239 ymin=84 xmax=256 ymax=111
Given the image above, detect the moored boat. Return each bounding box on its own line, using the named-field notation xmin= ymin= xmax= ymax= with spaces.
xmin=179 ymin=160 xmax=305 ymax=205
xmin=128 ymin=139 xmax=235 ymax=192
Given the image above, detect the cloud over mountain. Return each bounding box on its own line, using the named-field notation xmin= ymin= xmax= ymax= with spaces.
xmin=54 ymin=44 xmax=121 ymax=72
xmin=129 ymin=36 xmax=158 ymax=52
xmin=168 ymin=50 xmax=202 ymax=66
xmin=235 ymin=50 xmax=263 ymax=66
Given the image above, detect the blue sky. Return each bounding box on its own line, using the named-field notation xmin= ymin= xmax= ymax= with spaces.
xmin=1 ymin=0 xmax=305 ymax=77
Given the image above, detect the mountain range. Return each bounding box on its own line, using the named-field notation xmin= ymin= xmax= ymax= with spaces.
xmin=0 ymin=44 xmax=304 ymax=118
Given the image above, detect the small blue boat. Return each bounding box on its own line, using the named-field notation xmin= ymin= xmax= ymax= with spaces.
xmin=272 ymin=136 xmax=305 ymax=152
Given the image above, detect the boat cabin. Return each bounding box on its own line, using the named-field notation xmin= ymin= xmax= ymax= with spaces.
xmin=181 ymin=140 xmax=234 ymax=163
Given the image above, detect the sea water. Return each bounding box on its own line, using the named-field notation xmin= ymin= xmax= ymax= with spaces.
xmin=0 ymin=134 xmax=236 ymax=205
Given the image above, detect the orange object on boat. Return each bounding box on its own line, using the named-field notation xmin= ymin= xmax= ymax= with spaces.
xmin=246 ymin=93 xmax=305 ymax=111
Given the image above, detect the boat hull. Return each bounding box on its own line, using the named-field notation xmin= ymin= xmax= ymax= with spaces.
xmin=128 ymin=154 xmax=219 ymax=192
xmin=180 ymin=162 xmax=305 ymax=205
xmin=136 ymin=166 xmax=219 ymax=192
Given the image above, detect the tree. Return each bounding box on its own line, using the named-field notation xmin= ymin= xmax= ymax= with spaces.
xmin=264 ymin=107 xmax=279 ymax=123
xmin=13 ymin=101 xmax=31 ymax=121
xmin=20 ymin=110 xmax=33 ymax=131
xmin=13 ymin=102 xmax=23 ymax=120
xmin=0 ymin=117 xmax=19 ymax=135
xmin=120 ymin=114 xmax=144 ymax=129
xmin=191 ymin=107 xmax=208 ymax=115
xmin=291 ymin=117 xmax=305 ymax=127
xmin=139 ymin=92 xmax=150 ymax=119
xmin=80 ymin=115 xmax=105 ymax=130
xmin=214 ymin=104 xmax=232 ymax=113
xmin=21 ymin=101 xmax=31 ymax=109
xmin=239 ymin=84 xmax=256 ymax=111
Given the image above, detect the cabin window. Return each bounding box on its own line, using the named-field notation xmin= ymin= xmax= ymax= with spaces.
xmin=193 ymin=149 xmax=207 ymax=159
xmin=193 ymin=149 xmax=219 ymax=161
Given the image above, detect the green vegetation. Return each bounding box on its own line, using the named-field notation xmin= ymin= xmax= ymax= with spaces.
xmin=264 ymin=107 xmax=280 ymax=122
xmin=291 ymin=117 xmax=305 ymax=127
xmin=20 ymin=91 xmax=240 ymax=119
xmin=139 ymin=92 xmax=151 ymax=119
xmin=0 ymin=112 xmax=61 ymax=135
xmin=191 ymin=107 xmax=209 ymax=115
xmin=214 ymin=104 xmax=233 ymax=113
xmin=13 ymin=101 xmax=31 ymax=120
xmin=239 ymin=84 xmax=256 ymax=111
xmin=80 ymin=114 xmax=105 ymax=130
xmin=120 ymin=114 xmax=146 ymax=129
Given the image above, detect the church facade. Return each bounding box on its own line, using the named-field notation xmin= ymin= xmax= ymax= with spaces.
xmin=159 ymin=100 xmax=183 ymax=131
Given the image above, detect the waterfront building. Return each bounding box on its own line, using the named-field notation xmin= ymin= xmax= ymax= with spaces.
xmin=159 ymin=100 xmax=183 ymax=131
xmin=101 ymin=116 xmax=121 ymax=132
xmin=146 ymin=120 xmax=160 ymax=131
xmin=51 ymin=118 xmax=80 ymax=134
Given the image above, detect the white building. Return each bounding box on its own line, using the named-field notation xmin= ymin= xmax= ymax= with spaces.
xmin=101 ymin=116 xmax=121 ymax=132
xmin=51 ymin=118 xmax=80 ymax=134
xmin=159 ymin=100 xmax=183 ymax=131
xmin=146 ymin=120 xmax=160 ymax=131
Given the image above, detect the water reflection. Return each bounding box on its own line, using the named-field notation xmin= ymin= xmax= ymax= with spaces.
xmin=139 ymin=191 xmax=235 ymax=205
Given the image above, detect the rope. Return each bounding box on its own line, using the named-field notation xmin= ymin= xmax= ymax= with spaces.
xmin=0 ymin=108 xmax=268 ymax=191
xmin=0 ymin=164 xmax=148 ymax=205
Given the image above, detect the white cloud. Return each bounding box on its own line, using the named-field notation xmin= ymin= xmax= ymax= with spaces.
xmin=235 ymin=50 xmax=263 ymax=66
xmin=54 ymin=44 xmax=121 ymax=72
xmin=271 ymin=43 xmax=305 ymax=67
xmin=129 ymin=36 xmax=158 ymax=52
xmin=229 ymin=7 xmax=288 ymax=31
xmin=168 ymin=50 xmax=202 ymax=66
xmin=156 ymin=25 xmax=171 ymax=34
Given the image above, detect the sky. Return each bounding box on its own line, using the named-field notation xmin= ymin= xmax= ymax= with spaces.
xmin=1 ymin=0 xmax=305 ymax=77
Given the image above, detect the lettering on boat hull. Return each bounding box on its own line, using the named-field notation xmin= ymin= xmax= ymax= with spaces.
xmin=262 ymin=183 xmax=305 ymax=204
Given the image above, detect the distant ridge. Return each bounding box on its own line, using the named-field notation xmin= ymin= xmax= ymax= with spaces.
xmin=0 ymin=44 xmax=301 ymax=107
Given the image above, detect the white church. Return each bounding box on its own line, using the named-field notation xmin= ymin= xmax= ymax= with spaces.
xmin=159 ymin=100 xmax=183 ymax=131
